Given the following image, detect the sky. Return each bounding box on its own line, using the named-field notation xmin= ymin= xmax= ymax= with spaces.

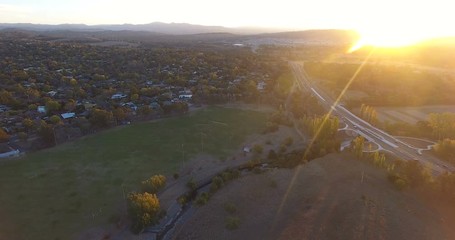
xmin=0 ymin=0 xmax=454 ymax=39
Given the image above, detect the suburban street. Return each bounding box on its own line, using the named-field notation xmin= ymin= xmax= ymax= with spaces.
xmin=290 ymin=62 xmax=454 ymax=174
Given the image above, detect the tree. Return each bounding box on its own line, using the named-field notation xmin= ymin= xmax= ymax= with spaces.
xmin=22 ymin=118 xmax=35 ymax=131
xmin=113 ymin=107 xmax=128 ymax=123
xmin=428 ymin=113 xmax=455 ymax=139
xmin=141 ymin=175 xmax=166 ymax=194
xmin=38 ymin=122 xmax=55 ymax=146
xmin=0 ymin=128 xmax=9 ymax=143
xmin=137 ymin=105 xmax=152 ymax=116
xmin=49 ymin=115 xmax=62 ymax=125
xmin=45 ymin=100 xmax=61 ymax=114
xmin=64 ymin=99 xmax=76 ymax=112
xmin=351 ymin=136 xmax=365 ymax=159
xmin=89 ymin=109 xmax=113 ymax=128
xmin=131 ymin=93 xmax=139 ymax=101
xmin=252 ymin=144 xmax=263 ymax=154
xmin=127 ymin=192 xmax=161 ymax=233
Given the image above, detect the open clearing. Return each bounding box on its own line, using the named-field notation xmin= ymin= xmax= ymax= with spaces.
xmin=174 ymin=152 xmax=450 ymax=240
xmin=373 ymin=105 xmax=455 ymax=124
xmin=0 ymin=107 xmax=267 ymax=240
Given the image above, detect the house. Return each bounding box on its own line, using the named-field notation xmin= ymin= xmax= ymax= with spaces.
xmin=178 ymin=90 xmax=193 ymax=99
xmin=0 ymin=105 xmax=9 ymax=113
xmin=257 ymin=81 xmax=267 ymax=91
xmin=37 ymin=106 xmax=46 ymax=113
xmin=47 ymin=91 xmax=57 ymax=97
xmin=111 ymin=93 xmax=127 ymax=100
xmin=122 ymin=102 xmax=138 ymax=111
xmin=178 ymin=94 xmax=193 ymax=99
xmin=61 ymin=112 xmax=76 ymax=119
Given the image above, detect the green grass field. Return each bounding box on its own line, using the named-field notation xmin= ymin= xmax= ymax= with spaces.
xmin=0 ymin=107 xmax=267 ymax=240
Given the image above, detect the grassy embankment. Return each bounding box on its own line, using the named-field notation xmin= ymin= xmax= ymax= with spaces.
xmin=0 ymin=107 xmax=267 ymax=240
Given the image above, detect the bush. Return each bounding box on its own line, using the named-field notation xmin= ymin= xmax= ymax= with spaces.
xmin=388 ymin=173 xmax=408 ymax=190
xmin=252 ymin=144 xmax=263 ymax=154
xmin=195 ymin=192 xmax=210 ymax=206
xmin=224 ymin=203 xmax=237 ymax=214
xmin=186 ymin=177 xmax=197 ymax=190
xmin=225 ymin=216 xmax=240 ymax=230
xmin=141 ymin=175 xmax=166 ymax=194
xmin=173 ymin=173 xmax=179 ymax=180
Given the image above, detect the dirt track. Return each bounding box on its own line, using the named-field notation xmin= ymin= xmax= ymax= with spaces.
xmin=172 ymin=152 xmax=449 ymax=240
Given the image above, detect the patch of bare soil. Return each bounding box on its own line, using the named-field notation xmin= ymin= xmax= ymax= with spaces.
xmin=172 ymin=152 xmax=449 ymax=240
xmin=160 ymin=125 xmax=304 ymax=210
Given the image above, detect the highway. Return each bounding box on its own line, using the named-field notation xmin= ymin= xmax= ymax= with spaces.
xmin=290 ymin=62 xmax=454 ymax=174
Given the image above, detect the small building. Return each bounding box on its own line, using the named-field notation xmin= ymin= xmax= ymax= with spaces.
xmin=257 ymin=81 xmax=267 ymax=91
xmin=111 ymin=93 xmax=127 ymax=100
xmin=37 ymin=106 xmax=46 ymax=113
xmin=61 ymin=112 xmax=76 ymax=119
xmin=47 ymin=91 xmax=57 ymax=97
xmin=178 ymin=94 xmax=193 ymax=99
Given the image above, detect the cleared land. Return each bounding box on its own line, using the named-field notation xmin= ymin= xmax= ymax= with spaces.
xmin=0 ymin=107 xmax=267 ymax=240
xmin=173 ymin=152 xmax=449 ymax=240
xmin=374 ymin=105 xmax=455 ymax=124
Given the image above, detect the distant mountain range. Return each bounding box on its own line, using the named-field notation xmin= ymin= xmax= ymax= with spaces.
xmin=0 ymin=22 xmax=289 ymax=35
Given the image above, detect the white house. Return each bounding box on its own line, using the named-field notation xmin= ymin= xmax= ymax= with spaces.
xmin=37 ymin=106 xmax=46 ymax=113
xmin=111 ymin=93 xmax=127 ymax=100
xmin=61 ymin=112 xmax=76 ymax=119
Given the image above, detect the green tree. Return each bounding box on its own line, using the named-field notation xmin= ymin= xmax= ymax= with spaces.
xmin=49 ymin=115 xmax=62 ymax=125
xmin=89 ymin=109 xmax=113 ymax=128
xmin=351 ymin=136 xmax=365 ymax=159
xmin=138 ymin=106 xmax=152 ymax=116
xmin=127 ymin=192 xmax=161 ymax=233
xmin=37 ymin=122 xmax=55 ymax=146
xmin=131 ymin=93 xmax=139 ymax=101
xmin=113 ymin=107 xmax=128 ymax=123
xmin=428 ymin=113 xmax=455 ymax=139
xmin=45 ymin=100 xmax=61 ymax=114
xmin=22 ymin=118 xmax=35 ymax=131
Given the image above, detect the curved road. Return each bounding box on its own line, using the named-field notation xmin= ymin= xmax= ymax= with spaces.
xmin=290 ymin=62 xmax=454 ymax=174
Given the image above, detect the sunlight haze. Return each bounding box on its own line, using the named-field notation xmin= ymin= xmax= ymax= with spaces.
xmin=1 ymin=0 xmax=454 ymax=45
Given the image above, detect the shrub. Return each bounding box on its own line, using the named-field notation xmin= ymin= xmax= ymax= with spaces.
xmin=173 ymin=173 xmax=179 ymax=180
xmin=224 ymin=202 xmax=237 ymax=214
xmin=225 ymin=216 xmax=240 ymax=230
xmin=195 ymin=192 xmax=210 ymax=206
xmin=186 ymin=177 xmax=197 ymax=191
xmin=252 ymin=144 xmax=263 ymax=154
xmin=141 ymin=175 xmax=166 ymax=194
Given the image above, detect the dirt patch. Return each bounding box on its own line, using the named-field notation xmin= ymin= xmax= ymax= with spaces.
xmin=159 ymin=125 xmax=304 ymax=210
xmin=172 ymin=152 xmax=449 ymax=240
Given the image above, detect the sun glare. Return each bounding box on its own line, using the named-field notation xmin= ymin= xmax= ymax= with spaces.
xmin=349 ymin=28 xmax=429 ymax=52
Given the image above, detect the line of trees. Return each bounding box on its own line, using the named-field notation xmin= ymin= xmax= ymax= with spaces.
xmin=300 ymin=114 xmax=340 ymax=154
xmin=359 ymin=104 xmax=378 ymax=124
